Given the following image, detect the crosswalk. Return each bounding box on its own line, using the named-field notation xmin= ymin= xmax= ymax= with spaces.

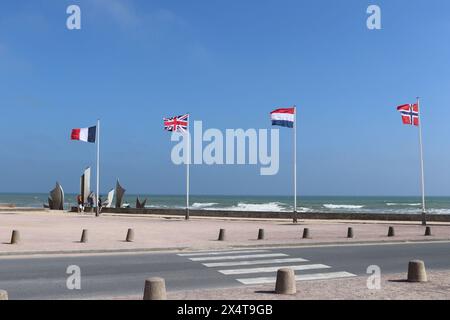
xmin=177 ymin=249 xmax=356 ymax=286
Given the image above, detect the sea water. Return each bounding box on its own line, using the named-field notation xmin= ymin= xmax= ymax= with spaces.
xmin=1 ymin=193 xmax=450 ymax=215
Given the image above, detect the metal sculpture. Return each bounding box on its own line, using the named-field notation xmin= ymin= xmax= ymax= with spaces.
xmin=48 ymin=182 xmax=64 ymax=210
xmin=103 ymin=189 xmax=115 ymax=208
xmin=136 ymin=197 xmax=147 ymax=209
xmin=115 ymin=180 xmax=126 ymax=208
xmin=80 ymin=167 xmax=91 ymax=204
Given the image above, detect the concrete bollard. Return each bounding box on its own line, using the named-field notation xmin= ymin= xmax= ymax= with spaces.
xmin=10 ymin=230 xmax=20 ymax=244
xmin=80 ymin=229 xmax=88 ymax=243
xmin=347 ymin=227 xmax=354 ymax=238
xmin=218 ymin=229 xmax=226 ymax=241
xmin=275 ymin=268 xmax=296 ymax=295
xmin=0 ymin=290 xmax=8 ymax=300
xmin=143 ymin=277 xmax=167 ymax=300
xmin=388 ymin=226 xmax=395 ymax=237
xmin=257 ymin=229 xmax=265 ymax=240
xmin=407 ymin=260 xmax=427 ymax=282
xmin=126 ymin=228 xmax=134 ymax=242
xmin=302 ymin=228 xmax=310 ymax=239
xmin=424 ymin=226 xmax=432 ymax=236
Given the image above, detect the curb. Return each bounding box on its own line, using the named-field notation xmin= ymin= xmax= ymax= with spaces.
xmin=1 ymin=239 xmax=450 ymax=258
xmin=0 ymin=247 xmax=189 ymax=257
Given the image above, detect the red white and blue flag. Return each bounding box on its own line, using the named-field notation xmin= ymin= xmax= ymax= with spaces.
xmin=164 ymin=114 xmax=189 ymax=132
xmin=271 ymin=107 xmax=295 ymax=128
xmin=397 ymin=103 xmax=419 ymax=126
xmin=71 ymin=126 xmax=96 ymax=143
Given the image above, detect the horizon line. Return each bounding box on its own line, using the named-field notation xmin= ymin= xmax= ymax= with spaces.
xmin=0 ymin=192 xmax=448 ymax=198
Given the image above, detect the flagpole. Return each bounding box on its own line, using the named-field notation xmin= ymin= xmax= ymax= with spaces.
xmin=186 ymin=114 xmax=190 ymax=220
xmin=417 ymin=98 xmax=426 ymax=225
xmin=96 ymin=119 xmax=100 ymax=217
xmin=293 ymin=105 xmax=298 ymax=224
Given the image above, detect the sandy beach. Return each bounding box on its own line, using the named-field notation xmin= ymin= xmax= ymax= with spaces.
xmin=1 ymin=210 xmax=449 ymax=256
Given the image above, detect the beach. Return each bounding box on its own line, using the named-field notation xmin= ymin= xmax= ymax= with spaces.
xmin=1 ymin=210 xmax=449 ymax=256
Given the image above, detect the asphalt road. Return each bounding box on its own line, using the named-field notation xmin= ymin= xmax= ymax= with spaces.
xmin=1 ymin=241 xmax=450 ymax=300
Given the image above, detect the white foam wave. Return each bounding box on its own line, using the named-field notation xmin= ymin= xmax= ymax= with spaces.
xmin=191 ymin=202 xmax=219 ymax=208
xmin=323 ymin=204 xmax=365 ymax=210
xmin=428 ymin=209 xmax=450 ymax=215
xmin=211 ymin=202 xmax=287 ymax=212
xmin=386 ymin=203 xmax=421 ymax=206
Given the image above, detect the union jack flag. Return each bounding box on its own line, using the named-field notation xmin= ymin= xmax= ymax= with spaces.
xmin=163 ymin=114 xmax=189 ymax=132
xmin=397 ymin=104 xmax=419 ymax=126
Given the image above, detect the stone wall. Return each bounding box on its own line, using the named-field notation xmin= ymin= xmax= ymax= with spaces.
xmin=69 ymin=207 xmax=450 ymax=222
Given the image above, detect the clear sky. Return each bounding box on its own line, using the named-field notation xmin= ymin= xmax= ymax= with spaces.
xmin=1 ymin=0 xmax=449 ymax=196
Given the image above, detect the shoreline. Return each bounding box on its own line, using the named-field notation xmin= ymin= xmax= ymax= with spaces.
xmin=3 ymin=205 xmax=450 ymax=222
xmin=95 ymin=207 xmax=450 ymax=222
xmin=3 ymin=194 xmax=450 ymax=214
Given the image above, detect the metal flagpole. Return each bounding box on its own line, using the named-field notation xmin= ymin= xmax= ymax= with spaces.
xmin=293 ymin=105 xmax=298 ymax=224
xmin=96 ymin=119 xmax=100 ymax=217
xmin=417 ymin=98 xmax=426 ymax=225
xmin=186 ymin=114 xmax=190 ymax=220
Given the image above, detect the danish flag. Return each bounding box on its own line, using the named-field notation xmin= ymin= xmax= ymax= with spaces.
xmin=164 ymin=114 xmax=189 ymax=132
xmin=397 ymin=104 xmax=420 ymax=126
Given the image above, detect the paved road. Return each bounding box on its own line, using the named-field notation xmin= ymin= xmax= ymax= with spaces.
xmin=1 ymin=241 xmax=450 ymax=300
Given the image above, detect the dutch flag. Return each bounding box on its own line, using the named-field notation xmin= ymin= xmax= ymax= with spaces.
xmin=271 ymin=107 xmax=295 ymax=128
xmin=71 ymin=126 xmax=97 ymax=143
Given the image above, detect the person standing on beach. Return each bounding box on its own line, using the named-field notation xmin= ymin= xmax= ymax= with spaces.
xmin=77 ymin=194 xmax=84 ymax=213
xmin=98 ymin=196 xmax=103 ymax=215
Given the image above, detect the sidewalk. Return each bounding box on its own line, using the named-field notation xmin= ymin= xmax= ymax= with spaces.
xmin=1 ymin=211 xmax=450 ymax=256
xmin=169 ymin=270 xmax=450 ymax=300
xmin=108 ymin=270 xmax=450 ymax=300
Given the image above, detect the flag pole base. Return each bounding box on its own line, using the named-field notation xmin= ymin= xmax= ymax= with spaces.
xmin=293 ymin=211 xmax=298 ymax=224
xmin=421 ymin=212 xmax=427 ymax=226
xmin=185 ymin=209 xmax=190 ymax=221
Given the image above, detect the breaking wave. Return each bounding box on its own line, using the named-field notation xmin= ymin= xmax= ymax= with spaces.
xmin=191 ymin=202 xmax=219 ymax=208
xmin=386 ymin=203 xmax=421 ymax=206
xmin=428 ymin=209 xmax=450 ymax=215
xmin=323 ymin=204 xmax=365 ymax=210
xmin=210 ymin=202 xmax=287 ymax=212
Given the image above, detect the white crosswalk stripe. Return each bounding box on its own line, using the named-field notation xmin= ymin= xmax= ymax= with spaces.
xmin=178 ymin=250 xmax=269 ymax=257
xmin=237 ymin=271 xmax=357 ymax=285
xmin=203 ymin=257 xmax=309 ymax=268
xmin=189 ymin=253 xmax=288 ymax=262
xmin=178 ymin=249 xmax=357 ymax=285
xmin=219 ymin=264 xmax=330 ymax=275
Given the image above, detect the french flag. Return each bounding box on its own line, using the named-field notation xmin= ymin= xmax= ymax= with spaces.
xmin=71 ymin=126 xmax=97 ymax=143
xmin=271 ymin=107 xmax=295 ymax=128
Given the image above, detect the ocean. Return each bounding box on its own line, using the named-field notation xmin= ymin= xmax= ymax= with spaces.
xmin=1 ymin=193 xmax=450 ymax=215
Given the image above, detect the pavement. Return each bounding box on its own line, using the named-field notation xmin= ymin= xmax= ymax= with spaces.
xmin=1 ymin=211 xmax=450 ymax=300
xmin=2 ymin=241 xmax=450 ymax=299
xmin=166 ymin=270 xmax=450 ymax=300
xmin=1 ymin=211 xmax=450 ymax=256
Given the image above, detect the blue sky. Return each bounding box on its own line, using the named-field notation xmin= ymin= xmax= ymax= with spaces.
xmin=0 ymin=0 xmax=450 ymax=196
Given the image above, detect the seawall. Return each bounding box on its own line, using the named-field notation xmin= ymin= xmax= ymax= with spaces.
xmin=71 ymin=207 xmax=450 ymax=222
